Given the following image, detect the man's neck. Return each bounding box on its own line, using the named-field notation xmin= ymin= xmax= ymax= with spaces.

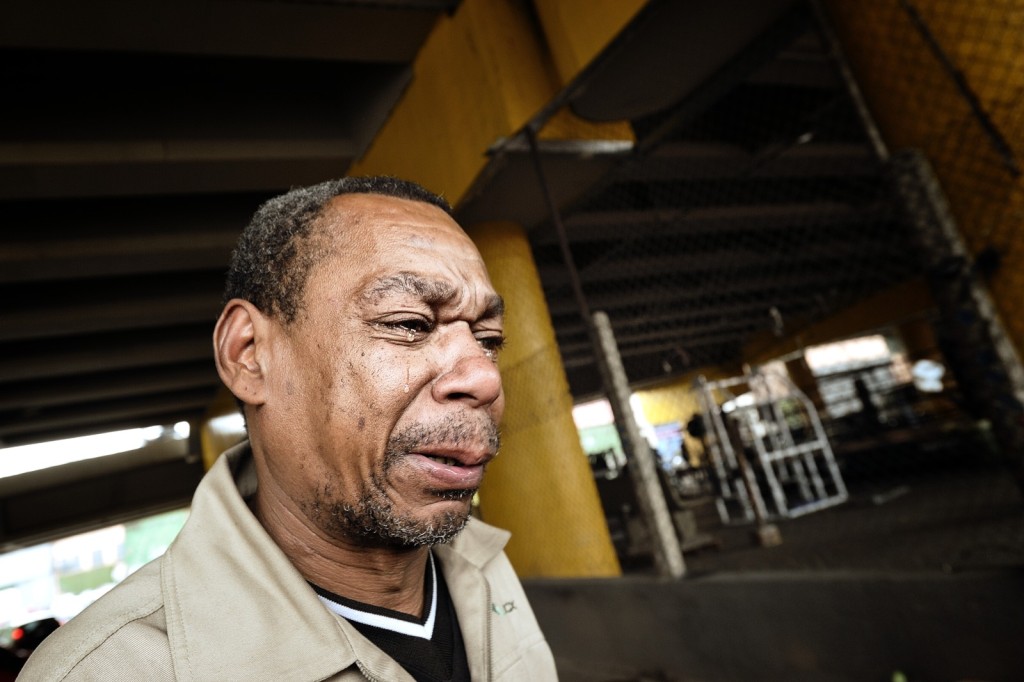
xmin=251 ymin=481 xmax=429 ymax=619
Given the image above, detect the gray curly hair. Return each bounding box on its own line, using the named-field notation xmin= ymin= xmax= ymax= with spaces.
xmin=223 ymin=176 xmax=451 ymax=323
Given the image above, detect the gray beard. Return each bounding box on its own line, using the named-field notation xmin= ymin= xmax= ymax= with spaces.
xmin=315 ymin=416 xmax=500 ymax=548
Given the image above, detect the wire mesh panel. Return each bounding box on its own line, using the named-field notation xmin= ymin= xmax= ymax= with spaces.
xmin=538 ymin=11 xmax=923 ymax=398
xmin=825 ymin=2 xmax=1024 ymax=344
xmin=503 ymin=0 xmax=1024 ymax=576
xmin=825 ymin=0 xmax=1024 ymax=463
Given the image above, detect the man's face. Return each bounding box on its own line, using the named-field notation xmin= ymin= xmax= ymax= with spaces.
xmin=255 ymin=193 xmax=505 ymax=548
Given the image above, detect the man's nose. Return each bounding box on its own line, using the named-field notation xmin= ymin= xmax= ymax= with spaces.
xmin=430 ymin=332 xmax=503 ymax=409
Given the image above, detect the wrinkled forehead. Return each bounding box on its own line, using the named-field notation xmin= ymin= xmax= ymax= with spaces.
xmin=321 ymin=191 xmax=466 ymax=238
xmin=320 ymin=193 xmax=472 ymax=250
xmin=317 ymin=193 xmax=496 ymax=302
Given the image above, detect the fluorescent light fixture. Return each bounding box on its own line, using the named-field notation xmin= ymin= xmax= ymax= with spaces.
xmin=173 ymin=420 xmax=191 ymax=439
xmin=0 ymin=425 xmax=185 ymax=480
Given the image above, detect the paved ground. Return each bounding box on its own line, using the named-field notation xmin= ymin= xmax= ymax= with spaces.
xmin=638 ymin=463 xmax=1024 ymax=576
xmin=532 ymin=462 xmax=1024 ymax=681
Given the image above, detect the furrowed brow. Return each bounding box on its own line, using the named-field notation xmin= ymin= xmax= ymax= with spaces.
xmin=482 ymin=294 xmax=505 ymax=320
xmin=363 ymin=273 xmax=457 ymax=306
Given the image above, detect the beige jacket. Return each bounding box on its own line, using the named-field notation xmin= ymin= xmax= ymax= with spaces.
xmin=20 ymin=443 xmax=557 ymax=681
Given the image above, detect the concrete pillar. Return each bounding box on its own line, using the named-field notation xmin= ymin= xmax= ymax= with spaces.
xmin=340 ymin=0 xmax=644 ymax=576
xmin=468 ymin=220 xmax=621 ymax=578
xmin=531 ymin=0 xmax=648 ymax=86
xmin=199 ymin=386 xmax=244 ymax=470
xmin=348 ymin=0 xmax=640 ymax=204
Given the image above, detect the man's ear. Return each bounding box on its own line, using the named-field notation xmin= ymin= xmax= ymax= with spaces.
xmin=213 ymin=299 xmax=273 ymax=407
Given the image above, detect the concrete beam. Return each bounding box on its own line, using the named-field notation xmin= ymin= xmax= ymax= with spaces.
xmin=0 ymin=232 xmax=238 ymax=284
xmin=551 ymin=297 xmax=828 ymax=338
xmin=0 ymin=157 xmax=357 ymax=200
xmin=0 ymin=362 xmax=219 ymax=411
xmin=538 ymin=238 xmax=896 ymax=289
xmin=562 ymin=330 xmax=752 ymax=369
xmin=0 ymin=325 xmax=212 ymax=383
xmin=0 ymin=409 xmax=207 ymax=450
xmin=535 ymin=202 xmax=892 ymax=246
xmin=1 ymin=289 xmax=222 ymax=342
xmin=0 ymin=456 xmax=204 ymax=550
xmin=635 ymin=141 xmax=877 ymax=181
xmin=0 ymin=0 xmax=448 ymax=62
xmin=0 ymin=388 xmax=215 ymax=439
xmin=544 ymin=269 xmax=849 ymax=317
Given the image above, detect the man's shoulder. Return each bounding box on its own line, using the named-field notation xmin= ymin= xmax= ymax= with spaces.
xmin=19 ymin=559 xmax=173 ymax=681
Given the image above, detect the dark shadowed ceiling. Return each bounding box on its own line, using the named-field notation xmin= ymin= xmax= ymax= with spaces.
xmin=1 ymin=0 xmax=462 ymax=545
xmin=1 ymin=0 xmax=927 ymax=546
xmin=1 ymin=0 xmax=459 ymax=449
xmin=458 ymin=0 xmax=921 ymax=397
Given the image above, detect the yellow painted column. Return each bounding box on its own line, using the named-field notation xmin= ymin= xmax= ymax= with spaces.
xmin=349 ymin=0 xmax=639 ymax=203
xmin=199 ymin=386 xmax=247 ymax=470
xmin=348 ymin=0 xmax=558 ymax=203
xmin=346 ymin=0 xmax=637 ymax=576
xmin=469 ymin=221 xmax=621 ymax=578
xmin=532 ymin=0 xmax=649 ymax=86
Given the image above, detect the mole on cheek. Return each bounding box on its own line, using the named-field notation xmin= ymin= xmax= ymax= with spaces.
xmin=358 ymin=416 xmax=366 ymax=431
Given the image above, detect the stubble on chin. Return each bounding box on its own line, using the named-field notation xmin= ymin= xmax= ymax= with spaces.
xmin=304 ymin=416 xmax=498 ymax=548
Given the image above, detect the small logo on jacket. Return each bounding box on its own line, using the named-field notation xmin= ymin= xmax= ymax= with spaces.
xmin=491 ymin=601 xmax=516 ymax=615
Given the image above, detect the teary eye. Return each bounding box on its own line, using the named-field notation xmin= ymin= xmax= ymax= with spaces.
xmin=393 ymin=319 xmax=433 ymax=334
xmin=476 ymin=334 xmax=505 ymax=356
xmin=379 ymin=317 xmax=435 ymax=341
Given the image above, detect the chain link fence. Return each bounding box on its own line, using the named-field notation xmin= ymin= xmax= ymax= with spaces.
xmin=519 ymin=0 xmax=1024 ymax=575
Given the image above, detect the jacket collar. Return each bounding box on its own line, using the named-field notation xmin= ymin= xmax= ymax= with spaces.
xmin=161 ymin=441 xmax=508 ymax=681
xmin=433 ymin=520 xmax=510 ymax=682
xmin=439 ymin=506 xmax=511 ymax=569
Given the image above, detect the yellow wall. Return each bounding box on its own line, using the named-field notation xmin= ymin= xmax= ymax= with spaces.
xmin=200 ymin=386 xmax=242 ymax=470
xmin=630 ymin=279 xmax=940 ymax=418
xmin=632 ymin=374 xmax=704 ymax=464
xmin=632 ymin=273 xmax=940 ymax=451
xmin=632 ymin=365 xmax=738 ymax=464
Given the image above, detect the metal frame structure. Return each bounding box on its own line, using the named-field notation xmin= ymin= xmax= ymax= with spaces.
xmin=698 ymin=367 xmax=848 ymax=525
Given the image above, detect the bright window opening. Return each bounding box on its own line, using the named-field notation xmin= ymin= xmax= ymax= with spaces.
xmin=0 ymin=421 xmax=192 ymax=480
xmin=0 ymin=508 xmax=189 ymax=634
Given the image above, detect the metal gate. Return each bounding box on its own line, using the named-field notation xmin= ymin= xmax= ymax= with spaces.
xmin=698 ymin=368 xmax=848 ymax=525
